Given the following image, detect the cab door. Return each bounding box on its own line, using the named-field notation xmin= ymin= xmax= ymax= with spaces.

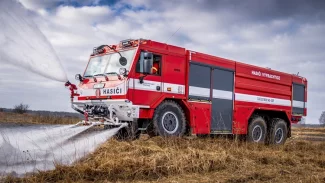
xmin=131 ymin=51 xmax=163 ymax=106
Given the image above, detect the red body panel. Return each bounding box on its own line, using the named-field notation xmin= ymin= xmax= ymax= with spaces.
xmin=188 ymin=101 xmax=211 ymax=134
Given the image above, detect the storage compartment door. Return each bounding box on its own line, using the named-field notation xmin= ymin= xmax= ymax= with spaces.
xmin=211 ymin=68 xmax=234 ymax=134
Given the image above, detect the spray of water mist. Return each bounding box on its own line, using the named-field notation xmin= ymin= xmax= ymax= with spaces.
xmin=0 ymin=0 xmax=127 ymax=177
xmin=0 ymin=124 xmax=126 ymax=177
xmin=0 ymin=0 xmax=68 ymax=82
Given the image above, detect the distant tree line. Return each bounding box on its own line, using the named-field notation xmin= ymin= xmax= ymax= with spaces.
xmin=13 ymin=103 xmax=29 ymax=114
xmin=0 ymin=102 xmax=83 ymax=118
xmin=320 ymin=111 xmax=325 ymax=124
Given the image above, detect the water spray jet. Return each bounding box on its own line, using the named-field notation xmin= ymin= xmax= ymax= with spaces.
xmin=0 ymin=0 xmax=68 ymax=82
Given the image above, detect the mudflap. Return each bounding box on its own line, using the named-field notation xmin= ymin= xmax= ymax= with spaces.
xmin=114 ymin=119 xmax=141 ymax=141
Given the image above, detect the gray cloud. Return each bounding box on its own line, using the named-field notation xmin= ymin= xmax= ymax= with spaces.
xmin=0 ymin=0 xmax=324 ymax=124
xmin=194 ymin=0 xmax=325 ymax=22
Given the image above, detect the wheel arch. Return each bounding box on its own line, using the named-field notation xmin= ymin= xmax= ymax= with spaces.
xmin=138 ymin=98 xmax=189 ymax=133
xmin=157 ymin=98 xmax=191 ymax=134
xmin=166 ymin=98 xmax=190 ymax=118
xmin=249 ymin=109 xmax=291 ymax=138
xmin=152 ymin=98 xmax=188 ymax=137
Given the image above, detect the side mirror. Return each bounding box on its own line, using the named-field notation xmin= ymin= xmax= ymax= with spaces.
xmin=119 ymin=56 xmax=127 ymax=66
xmin=75 ymin=74 xmax=83 ymax=82
xmin=142 ymin=52 xmax=153 ymax=74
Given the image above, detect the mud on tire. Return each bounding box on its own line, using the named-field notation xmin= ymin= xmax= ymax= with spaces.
xmin=247 ymin=116 xmax=267 ymax=144
xmin=152 ymin=100 xmax=186 ymax=137
xmin=267 ymin=118 xmax=288 ymax=145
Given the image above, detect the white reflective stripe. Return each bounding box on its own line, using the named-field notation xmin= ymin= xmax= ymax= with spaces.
xmin=292 ymin=100 xmax=305 ymax=108
xmin=189 ymin=86 xmax=233 ymax=100
xmin=136 ymin=80 xmax=161 ymax=91
xmin=128 ymin=80 xmax=304 ymax=107
xmin=188 ymin=100 xmax=211 ymax=104
xmin=189 ymin=86 xmax=210 ymax=98
xmin=212 ymin=89 xmax=233 ymax=100
xmin=134 ymin=105 xmax=150 ymax=108
xmin=128 ymin=78 xmax=134 ymax=88
xmin=128 ymin=78 xmax=161 ymax=92
xmin=129 ymin=78 xmax=185 ymax=94
xmin=163 ymin=83 xmax=185 ymax=94
xmin=235 ymin=93 xmax=291 ymax=106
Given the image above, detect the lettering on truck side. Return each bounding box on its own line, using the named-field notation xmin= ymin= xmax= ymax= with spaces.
xmin=257 ymin=97 xmax=274 ymax=103
xmin=252 ymin=70 xmax=281 ymax=80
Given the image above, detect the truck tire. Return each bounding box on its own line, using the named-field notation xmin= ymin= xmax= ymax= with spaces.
xmin=153 ymin=100 xmax=186 ymax=137
xmin=114 ymin=120 xmax=140 ymax=141
xmin=146 ymin=122 xmax=158 ymax=137
xmin=247 ymin=116 xmax=267 ymax=144
xmin=267 ymin=118 xmax=288 ymax=145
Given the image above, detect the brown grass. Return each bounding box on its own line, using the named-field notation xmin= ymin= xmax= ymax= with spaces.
xmin=0 ymin=112 xmax=80 ymax=125
xmin=4 ymin=127 xmax=325 ymax=183
xmin=292 ymin=126 xmax=325 ymax=133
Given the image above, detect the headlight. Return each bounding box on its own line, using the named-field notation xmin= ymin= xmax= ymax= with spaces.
xmin=127 ymin=110 xmax=131 ymax=117
xmin=119 ymin=68 xmax=126 ymax=75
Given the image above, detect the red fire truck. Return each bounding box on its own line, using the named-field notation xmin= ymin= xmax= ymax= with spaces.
xmin=65 ymin=38 xmax=307 ymax=145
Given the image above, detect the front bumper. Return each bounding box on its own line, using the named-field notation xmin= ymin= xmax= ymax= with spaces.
xmin=72 ymin=99 xmax=147 ymax=125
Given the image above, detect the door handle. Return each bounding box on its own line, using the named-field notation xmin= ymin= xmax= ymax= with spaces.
xmin=156 ymin=86 xmax=161 ymax=91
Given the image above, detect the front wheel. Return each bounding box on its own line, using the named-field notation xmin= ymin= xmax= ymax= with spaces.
xmin=152 ymin=100 xmax=187 ymax=137
xmin=114 ymin=120 xmax=140 ymax=141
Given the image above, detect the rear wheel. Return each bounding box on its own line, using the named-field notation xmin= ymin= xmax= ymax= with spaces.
xmin=267 ymin=118 xmax=288 ymax=145
xmin=247 ymin=116 xmax=267 ymax=144
xmin=152 ymin=100 xmax=186 ymax=137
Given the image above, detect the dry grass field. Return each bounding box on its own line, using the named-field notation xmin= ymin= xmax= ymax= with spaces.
xmin=1 ymin=113 xmax=325 ymax=182
xmin=3 ymin=125 xmax=325 ymax=183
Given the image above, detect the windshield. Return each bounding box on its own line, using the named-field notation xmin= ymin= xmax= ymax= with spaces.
xmin=84 ymin=49 xmax=136 ymax=77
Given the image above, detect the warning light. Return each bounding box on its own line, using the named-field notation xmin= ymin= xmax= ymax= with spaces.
xmin=167 ymin=87 xmax=172 ymax=91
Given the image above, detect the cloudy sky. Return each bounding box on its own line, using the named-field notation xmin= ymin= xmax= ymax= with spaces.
xmin=0 ymin=0 xmax=324 ymax=124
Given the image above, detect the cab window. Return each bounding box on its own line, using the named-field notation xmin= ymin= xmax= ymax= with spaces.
xmin=136 ymin=51 xmax=162 ymax=76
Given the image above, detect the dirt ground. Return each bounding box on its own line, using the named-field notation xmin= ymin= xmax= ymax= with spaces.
xmin=3 ymin=125 xmax=325 ymax=183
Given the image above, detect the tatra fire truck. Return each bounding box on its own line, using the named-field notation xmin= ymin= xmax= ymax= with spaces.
xmin=65 ymin=38 xmax=307 ymax=145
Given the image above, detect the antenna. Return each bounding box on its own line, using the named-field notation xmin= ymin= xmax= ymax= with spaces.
xmin=164 ymin=26 xmax=182 ymax=44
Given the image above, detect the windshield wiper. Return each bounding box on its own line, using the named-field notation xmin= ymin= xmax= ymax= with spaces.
xmin=93 ymin=73 xmax=106 ymax=77
xmin=105 ymin=72 xmax=123 ymax=80
xmin=105 ymin=72 xmax=119 ymax=75
xmin=83 ymin=75 xmax=93 ymax=77
xmin=107 ymin=46 xmax=122 ymax=57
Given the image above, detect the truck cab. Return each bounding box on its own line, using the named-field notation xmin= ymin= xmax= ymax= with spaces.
xmin=71 ymin=39 xmax=153 ymax=138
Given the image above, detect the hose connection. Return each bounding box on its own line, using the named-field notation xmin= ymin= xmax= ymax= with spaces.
xmin=65 ymin=81 xmax=80 ymax=101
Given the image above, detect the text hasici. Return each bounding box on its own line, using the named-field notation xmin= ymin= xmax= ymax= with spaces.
xmin=102 ymin=88 xmax=122 ymax=95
